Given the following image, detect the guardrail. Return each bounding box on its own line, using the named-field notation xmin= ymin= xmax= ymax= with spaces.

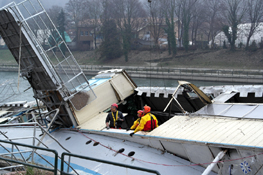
xmin=0 ymin=138 xmax=160 ymax=175
xmin=1 ymin=64 xmax=263 ymax=83
xmin=0 ymin=139 xmax=58 ymax=175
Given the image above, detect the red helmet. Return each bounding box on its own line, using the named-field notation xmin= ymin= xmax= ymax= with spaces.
xmin=111 ymin=103 xmax=118 ymax=108
xmin=137 ymin=110 xmax=144 ymax=117
xmin=143 ymin=106 xmax=151 ymax=113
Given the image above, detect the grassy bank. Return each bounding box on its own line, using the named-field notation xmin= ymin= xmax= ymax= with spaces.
xmin=1 ymin=48 xmax=263 ymax=70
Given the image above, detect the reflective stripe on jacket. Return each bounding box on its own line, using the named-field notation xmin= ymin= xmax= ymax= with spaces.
xmin=134 ymin=113 xmax=158 ymax=133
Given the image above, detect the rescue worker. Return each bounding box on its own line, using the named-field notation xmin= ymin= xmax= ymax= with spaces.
xmin=130 ymin=106 xmax=158 ymax=137
xmin=129 ymin=110 xmax=144 ymax=130
xmin=106 ymin=103 xmax=124 ymax=129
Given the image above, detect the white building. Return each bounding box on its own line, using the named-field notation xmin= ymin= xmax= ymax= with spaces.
xmin=210 ymin=23 xmax=263 ymax=47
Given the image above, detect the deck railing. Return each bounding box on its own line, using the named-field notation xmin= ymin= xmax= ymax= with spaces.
xmin=61 ymin=152 xmax=161 ymax=175
xmin=0 ymin=137 xmax=160 ymax=175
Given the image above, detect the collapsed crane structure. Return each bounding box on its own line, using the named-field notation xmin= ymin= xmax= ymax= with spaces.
xmin=0 ymin=0 xmax=97 ymax=128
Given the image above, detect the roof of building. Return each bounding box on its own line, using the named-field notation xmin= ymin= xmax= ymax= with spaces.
xmin=63 ymin=31 xmax=71 ymax=42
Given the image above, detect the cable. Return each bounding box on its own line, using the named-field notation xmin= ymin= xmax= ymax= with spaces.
xmin=17 ymin=22 xmax=22 ymax=92
xmin=149 ymin=0 xmax=152 ymax=94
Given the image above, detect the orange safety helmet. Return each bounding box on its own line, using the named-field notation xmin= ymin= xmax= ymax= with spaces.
xmin=143 ymin=106 xmax=151 ymax=113
xmin=111 ymin=103 xmax=118 ymax=108
xmin=137 ymin=110 xmax=144 ymax=117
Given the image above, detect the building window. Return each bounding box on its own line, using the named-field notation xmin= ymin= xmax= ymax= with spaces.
xmin=81 ymin=31 xmax=84 ymax=36
xmin=83 ymin=41 xmax=90 ymax=45
xmin=85 ymin=31 xmax=89 ymax=36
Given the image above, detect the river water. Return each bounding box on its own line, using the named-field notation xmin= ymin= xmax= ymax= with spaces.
xmin=0 ymin=71 xmax=250 ymax=103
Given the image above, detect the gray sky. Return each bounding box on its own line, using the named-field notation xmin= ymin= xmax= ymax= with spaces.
xmin=0 ymin=0 xmax=148 ymax=10
xmin=0 ymin=0 xmax=68 ymax=9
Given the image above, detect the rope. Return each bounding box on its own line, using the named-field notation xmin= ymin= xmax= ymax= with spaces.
xmin=68 ymin=128 xmax=263 ymax=167
xmin=149 ymin=0 xmax=152 ymax=94
xmin=17 ymin=22 xmax=22 ymax=91
xmin=150 ymin=50 xmax=152 ymax=92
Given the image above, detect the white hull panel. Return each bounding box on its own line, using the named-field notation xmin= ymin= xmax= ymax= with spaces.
xmin=0 ymin=126 xmax=211 ymax=175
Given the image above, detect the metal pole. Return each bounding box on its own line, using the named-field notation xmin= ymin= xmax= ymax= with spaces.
xmin=202 ymin=150 xmax=227 ymax=175
xmin=163 ymin=84 xmax=181 ymax=112
xmin=32 ymin=123 xmax=36 ymax=163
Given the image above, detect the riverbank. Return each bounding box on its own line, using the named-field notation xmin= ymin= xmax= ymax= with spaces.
xmin=74 ymin=48 xmax=263 ymax=70
xmin=1 ymin=48 xmax=263 ymax=69
xmin=1 ymin=49 xmax=263 ymax=83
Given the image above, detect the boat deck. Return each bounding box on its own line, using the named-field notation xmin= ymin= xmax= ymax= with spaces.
xmin=148 ymin=115 xmax=263 ymax=148
xmin=83 ymin=112 xmax=263 ymax=150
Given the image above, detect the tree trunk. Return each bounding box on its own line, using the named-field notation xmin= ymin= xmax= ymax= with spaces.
xmin=230 ymin=25 xmax=237 ymax=51
xmin=94 ymin=28 xmax=97 ymax=49
xmin=167 ymin=31 xmax=171 ymax=55
xmin=246 ymin=27 xmax=254 ymax=49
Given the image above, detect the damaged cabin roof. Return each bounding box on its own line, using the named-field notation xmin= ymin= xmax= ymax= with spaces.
xmin=136 ymin=85 xmax=263 ymax=99
xmin=200 ymin=85 xmax=263 ymax=97
xmin=195 ymin=103 xmax=263 ymax=119
xmin=148 ymin=115 xmax=263 ymax=149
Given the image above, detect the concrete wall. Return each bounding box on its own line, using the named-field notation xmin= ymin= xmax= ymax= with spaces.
xmin=1 ymin=64 xmax=263 ymax=84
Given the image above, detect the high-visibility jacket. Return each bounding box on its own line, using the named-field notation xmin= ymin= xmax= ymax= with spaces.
xmin=105 ymin=111 xmax=124 ymax=128
xmin=134 ymin=113 xmax=158 ymax=133
xmin=130 ymin=118 xmax=141 ymax=130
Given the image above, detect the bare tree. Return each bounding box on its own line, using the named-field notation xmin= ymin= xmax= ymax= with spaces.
xmin=204 ymin=0 xmax=224 ymax=48
xmin=174 ymin=0 xmax=183 ymax=47
xmin=163 ymin=0 xmax=177 ymax=55
xmin=245 ymin=0 xmax=263 ymax=48
xmin=65 ymin=0 xmax=88 ymax=42
xmin=86 ymin=0 xmax=103 ymax=49
xmin=222 ymin=0 xmax=247 ymax=51
xmin=47 ymin=5 xmax=64 ymax=27
xmin=146 ymin=0 xmax=165 ymax=47
xmin=112 ymin=0 xmax=146 ymax=28
xmin=180 ymin=0 xmax=198 ymax=51
xmin=99 ymin=0 xmax=122 ymax=59
xmin=190 ymin=1 xmax=207 ymax=46
xmin=29 ymin=5 xmax=63 ymax=46
xmin=111 ymin=0 xmax=146 ymax=61
xmin=100 ymin=0 xmax=114 ymax=22
xmin=174 ymin=0 xmax=198 ymax=50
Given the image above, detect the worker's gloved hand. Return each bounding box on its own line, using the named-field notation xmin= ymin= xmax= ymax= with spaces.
xmin=130 ymin=132 xmax=134 ymax=137
xmin=106 ymin=126 xmax=109 ymax=130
